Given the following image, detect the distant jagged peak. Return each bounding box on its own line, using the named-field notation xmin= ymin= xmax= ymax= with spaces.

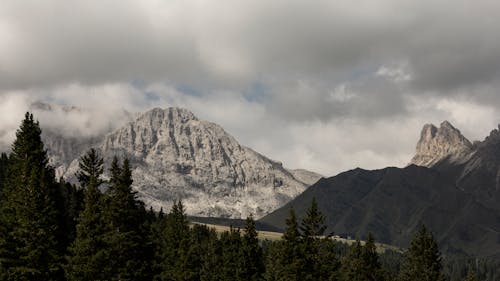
xmin=411 ymin=120 xmax=473 ymax=167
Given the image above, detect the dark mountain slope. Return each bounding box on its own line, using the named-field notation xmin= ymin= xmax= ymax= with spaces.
xmin=413 ymin=122 xmax=500 ymax=211
xmin=260 ymin=165 xmax=500 ymax=257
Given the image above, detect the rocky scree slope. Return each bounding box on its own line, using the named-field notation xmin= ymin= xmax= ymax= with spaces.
xmin=43 ymin=107 xmax=321 ymax=219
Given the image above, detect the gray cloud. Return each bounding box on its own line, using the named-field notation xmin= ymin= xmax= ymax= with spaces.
xmin=1 ymin=0 xmax=500 ymax=175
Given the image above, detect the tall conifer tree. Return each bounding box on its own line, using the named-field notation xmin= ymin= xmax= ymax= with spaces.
xmin=0 ymin=112 xmax=62 ymax=280
xmin=341 ymin=240 xmax=364 ymax=281
xmin=66 ymin=149 xmax=107 ymax=280
xmin=241 ymin=215 xmax=264 ymax=281
xmin=362 ymin=233 xmax=386 ymax=281
xmin=270 ymin=208 xmax=306 ymax=281
xmin=300 ymin=198 xmax=331 ymax=281
xmin=157 ymin=200 xmax=195 ymax=280
xmin=399 ymin=225 xmax=445 ymax=281
xmin=76 ymin=148 xmax=104 ymax=187
xmin=300 ymin=197 xmax=327 ymax=238
xmin=102 ymin=158 xmax=149 ymax=280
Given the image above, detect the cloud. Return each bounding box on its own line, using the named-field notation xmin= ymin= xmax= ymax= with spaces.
xmin=1 ymin=0 xmax=500 ymax=95
xmin=1 ymin=0 xmax=500 ymax=175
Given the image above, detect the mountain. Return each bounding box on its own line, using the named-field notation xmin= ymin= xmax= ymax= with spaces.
xmin=261 ymin=122 xmax=500 ymax=257
xmin=39 ymin=106 xmax=321 ymax=219
xmin=410 ymin=121 xmax=500 ymax=211
xmin=410 ymin=121 xmax=473 ymax=167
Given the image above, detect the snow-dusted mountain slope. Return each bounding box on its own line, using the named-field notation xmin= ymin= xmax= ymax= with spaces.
xmin=43 ymin=107 xmax=322 ymax=219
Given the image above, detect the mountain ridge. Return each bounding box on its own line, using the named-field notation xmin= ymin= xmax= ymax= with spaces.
xmin=261 ymin=122 xmax=500 ymax=257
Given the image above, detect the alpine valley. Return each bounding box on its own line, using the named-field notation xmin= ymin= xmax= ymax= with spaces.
xmin=29 ymin=103 xmax=500 ymax=256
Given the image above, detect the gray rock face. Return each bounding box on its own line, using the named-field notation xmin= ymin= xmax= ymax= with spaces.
xmin=410 ymin=121 xmax=473 ymax=167
xmin=44 ymin=107 xmax=321 ymax=219
xmin=43 ymin=130 xmax=103 ymax=179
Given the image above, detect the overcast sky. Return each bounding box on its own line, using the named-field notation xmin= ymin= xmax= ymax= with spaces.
xmin=1 ymin=0 xmax=500 ymax=176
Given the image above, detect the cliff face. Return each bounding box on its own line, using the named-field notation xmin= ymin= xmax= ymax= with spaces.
xmin=410 ymin=121 xmax=473 ymax=167
xmin=43 ymin=107 xmax=321 ymax=219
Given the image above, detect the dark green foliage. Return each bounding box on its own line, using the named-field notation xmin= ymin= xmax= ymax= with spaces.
xmin=399 ymin=225 xmax=445 ymax=281
xmin=341 ymin=240 xmax=364 ymax=281
xmin=219 ymin=227 xmax=244 ymax=281
xmin=442 ymin=256 xmax=500 ymax=281
xmin=55 ymin=180 xmax=84 ymax=254
xmin=300 ymin=198 xmax=338 ymax=281
xmin=340 ymin=234 xmax=385 ymax=281
xmin=3 ymin=111 xmax=500 ymax=281
xmin=362 ymin=233 xmax=386 ymax=280
xmin=76 ymin=148 xmax=104 ymax=187
xmin=0 ymin=152 xmax=8 ymax=194
xmin=101 ymin=158 xmax=150 ymax=280
xmin=241 ymin=215 xmax=264 ymax=281
xmin=265 ymin=208 xmax=302 ymax=281
xmin=266 ymin=201 xmax=340 ymax=281
xmin=300 ymin=197 xmax=327 ymax=238
xmin=200 ymin=232 xmax=223 ymax=281
xmin=0 ymin=112 xmax=63 ymax=280
xmin=156 ymin=200 xmax=198 ymax=281
xmin=66 ymin=149 xmax=107 ymax=280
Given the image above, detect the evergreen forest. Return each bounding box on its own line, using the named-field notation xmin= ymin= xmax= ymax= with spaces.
xmin=0 ymin=113 xmax=498 ymax=281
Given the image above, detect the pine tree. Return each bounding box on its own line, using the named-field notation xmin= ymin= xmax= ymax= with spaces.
xmin=200 ymin=233 xmax=223 ymax=281
xmin=399 ymin=225 xmax=445 ymax=281
xmin=241 ymin=215 xmax=264 ymax=281
xmin=54 ymin=179 xmax=84 ymax=257
xmin=76 ymin=148 xmax=104 ymax=187
xmin=300 ymin=197 xmax=327 ymax=238
xmin=189 ymin=224 xmax=217 ymax=281
xmin=156 ymin=200 xmax=195 ymax=281
xmin=277 ymin=208 xmax=305 ymax=280
xmin=220 ymin=227 xmax=244 ymax=281
xmin=362 ymin=233 xmax=384 ymax=281
xmin=340 ymin=234 xmax=384 ymax=281
xmin=299 ymin=198 xmax=333 ymax=281
xmin=102 ymin=158 xmax=149 ymax=280
xmin=341 ymin=240 xmax=364 ymax=281
xmin=316 ymin=238 xmax=340 ymax=281
xmin=283 ymin=208 xmax=300 ymax=243
xmin=66 ymin=149 xmax=107 ymax=280
xmin=0 ymin=112 xmax=63 ymax=280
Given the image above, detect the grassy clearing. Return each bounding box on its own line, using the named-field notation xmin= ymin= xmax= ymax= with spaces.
xmin=191 ymin=222 xmax=402 ymax=253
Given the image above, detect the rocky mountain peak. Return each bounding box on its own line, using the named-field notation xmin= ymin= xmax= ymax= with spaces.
xmin=54 ymin=106 xmax=321 ymax=219
xmin=410 ymin=121 xmax=473 ymax=167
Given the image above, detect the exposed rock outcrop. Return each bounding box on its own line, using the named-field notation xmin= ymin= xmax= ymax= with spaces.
xmin=410 ymin=121 xmax=473 ymax=167
xmin=42 ymin=106 xmax=321 ymax=219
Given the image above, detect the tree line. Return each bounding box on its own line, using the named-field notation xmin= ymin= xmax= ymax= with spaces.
xmin=0 ymin=113 xmax=498 ymax=281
